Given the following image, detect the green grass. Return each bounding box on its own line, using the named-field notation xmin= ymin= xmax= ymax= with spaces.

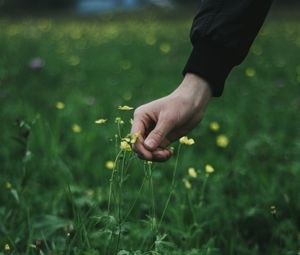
xmin=0 ymin=10 xmax=300 ymax=255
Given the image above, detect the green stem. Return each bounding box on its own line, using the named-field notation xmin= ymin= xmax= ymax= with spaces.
xmin=116 ymin=151 xmax=126 ymax=251
xmin=187 ymin=192 xmax=196 ymax=224
xmin=107 ymin=151 xmax=122 ymax=214
xmin=148 ymin=162 xmax=157 ymax=232
xmin=199 ymin=174 xmax=209 ymax=208
xmin=124 ymin=175 xmax=146 ymax=221
xmin=158 ymin=144 xmax=181 ymax=229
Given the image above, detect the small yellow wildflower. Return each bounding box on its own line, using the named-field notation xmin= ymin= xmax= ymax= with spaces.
xmin=179 ymin=136 xmax=195 ymax=145
xmin=145 ymin=35 xmax=156 ymax=46
xmin=120 ymin=60 xmax=131 ymax=70
xmin=123 ymin=92 xmax=132 ymax=101
xmin=210 ymin=121 xmax=220 ymax=132
xmin=160 ymin=43 xmax=171 ymax=54
xmin=216 ymin=134 xmax=229 ymax=148
xmin=55 ymin=101 xmax=65 ymax=110
xmin=130 ymin=131 xmax=141 ymax=144
xmin=245 ymin=67 xmax=256 ymax=77
xmin=205 ymin=164 xmax=215 ymax=174
xmin=95 ymin=119 xmax=107 ymax=124
xmin=270 ymin=205 xmax=277 ymax=215
xmin=4 ymin=244 xmax=10 ymax=251
xmin=105 ymin=161 xmax=115 ymax=170
xmin=118 ymin=105 xmax=134 ymax=111
xmin=188 ymin=167 xmax=197 ymax=178
xmin=68 ymin=55 xmax=80 ymax=66
xmin=72 ymin=124 xmax=82 ymax=133
xmin=115 ymin=117 xmax=124 ymax=125
xmin=252 ymin=45 xmax=263 ymax=56
xmin=85 ymin=189 xmax=94 ymax=197
xmin=120 ymin=141 xmax=132 ymax=152
xmin=122 ymin=137 xmax=130 ymax=143
xmin=5 ymin=182 xmax=12 ymax=189
xmin=147 ymin=161 xmax=153 ymax=166
xmin=182 ymin=178 xmax=192 ymax=189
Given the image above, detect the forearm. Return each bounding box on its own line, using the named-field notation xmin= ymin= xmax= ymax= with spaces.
xmin=184 ymin=0 xmax=274 ymax=97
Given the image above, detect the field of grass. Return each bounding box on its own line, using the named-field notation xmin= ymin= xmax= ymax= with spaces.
xmin=1 ymin=9 xmax=300 ymax=255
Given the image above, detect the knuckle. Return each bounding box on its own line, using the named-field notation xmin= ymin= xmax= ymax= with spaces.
xmin=162 ymin=112 xmax=177 ymax=125
xmin=136 ymin=105 xmax=146 ymax=112
xmin=152 ymin=129 xmax=164 ymax=139
xmin=134 ymin=107 xmax=143 ymax=117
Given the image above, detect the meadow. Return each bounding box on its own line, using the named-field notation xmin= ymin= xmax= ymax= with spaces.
xmin=0 ymin=9 xmax=300 ymax=255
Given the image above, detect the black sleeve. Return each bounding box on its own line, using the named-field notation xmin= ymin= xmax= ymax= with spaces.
xmin=183 ymin=0 xmax=274 ymax=97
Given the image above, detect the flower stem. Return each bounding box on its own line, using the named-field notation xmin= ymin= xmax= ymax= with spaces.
xmin=158 ymin=144 xmax=181 ymax=229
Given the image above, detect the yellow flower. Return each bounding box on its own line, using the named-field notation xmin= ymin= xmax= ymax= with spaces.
xmin=145 ymin=35 xmax=156 ymax=46
xmin=120 ymin=60 xmax=131 ymax=70
xmin=147 ymin=161 xmax=153 ymax=166
xmin=188 ymin=167 xmax=197 ymax=178
xmin=179 ymin=136 xmax=195 ymax=145
xmin=72 ymin=124 xmax=82 ymax=133
xmin=216 ymin=134 xmax=229 ymax=148
xmin=182 ymin=178 xmax=192 ymax=189
xmin=55 ymin=101 xmax=65 ymax=110
xmin=209 ymin=121 xmax=220 ymax=132
xmin=245 ymin=67 xmax=256 ymax=77
xmin=115 ymin=117 xmax=124 ymax=125
xmin=160 ymin=43 xmax=171 ymax=54
xmin=4 ymin=244 xmax=10 ymax=251
xmin=205 ymin=164 xmax=215 ymax=174
xmin=68 ymin=55 xmax=80 ymax=66
xmin=123 ymin=92 xmax=132 ymax=101
xmin=5 ymin=182 xmax=12 ymax=189
xmin=130 ymin=131 xmax=140 ymax=144
xmin=105 ymin=160 xmax=115 ymax=170
xmin=122 ymin=137 xmax=130 ymax=143
xmin=118 ymin=105 xmax=134 ymax=111
xmin=252 ymin=45 xmax=263 ymax=56
xmin=270 ymin=205 xmax=277 ymax=215
xmin=120 ymin=141 xmax=132 ymax=152
xmin=85 ymin=189 xmax=94 ymax=197
xmin=95 ymin=119 xmax=107 ymax=124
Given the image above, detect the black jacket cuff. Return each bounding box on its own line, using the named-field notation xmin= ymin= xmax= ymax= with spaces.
xmin=183 ymin=40 xmax=237 ymax=97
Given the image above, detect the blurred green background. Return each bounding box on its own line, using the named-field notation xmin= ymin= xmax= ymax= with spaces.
xmin=0 ymin=1 xmax=300 ymax=255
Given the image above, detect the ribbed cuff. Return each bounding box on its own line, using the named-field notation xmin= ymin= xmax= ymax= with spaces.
xmin=183 ymin=40 xmax=237 ymax=97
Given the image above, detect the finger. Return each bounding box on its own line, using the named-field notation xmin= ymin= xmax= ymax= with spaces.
xmin=133 ymin=135 xmax=153 ymax=161
xmin=144 ymin=117 xmax=174 ymax=151
xmin=152 ymin=148 xmax=173 ymax=162
xmin=131 ymin=113 xmax=154 ymax=160
xmin=159 ymin=137 xmax=172 ymax=148
xmin=130 ymin=113 xmax=145 ymax=137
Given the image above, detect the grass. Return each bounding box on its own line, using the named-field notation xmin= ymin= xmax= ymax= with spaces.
xmin=0 ymin=9 xmax=300 ymax=255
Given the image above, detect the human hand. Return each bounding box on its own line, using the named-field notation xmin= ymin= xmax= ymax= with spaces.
xmin=131 ymin=73 xmax=212 ymax=162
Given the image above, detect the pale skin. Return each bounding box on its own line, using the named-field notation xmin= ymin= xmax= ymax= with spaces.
xmin=131 ymin=73 xmax=212 ymax=162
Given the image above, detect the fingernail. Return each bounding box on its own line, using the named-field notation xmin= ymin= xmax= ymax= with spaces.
xmin=144 ymin=139 xmax=155 ymax=149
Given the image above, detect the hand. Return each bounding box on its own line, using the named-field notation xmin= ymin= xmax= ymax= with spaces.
xmin=131 ymin=73 xmax=212 ymax=162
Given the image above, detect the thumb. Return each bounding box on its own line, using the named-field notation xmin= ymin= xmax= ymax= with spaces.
xmin=144 ymin=117 xmax=173 ymax=151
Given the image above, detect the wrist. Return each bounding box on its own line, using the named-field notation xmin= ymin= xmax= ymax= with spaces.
xmin=173 ymin=73 xmax=212 ymax=109
xmin=182 ymin=73 xmax=212 ymax=96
